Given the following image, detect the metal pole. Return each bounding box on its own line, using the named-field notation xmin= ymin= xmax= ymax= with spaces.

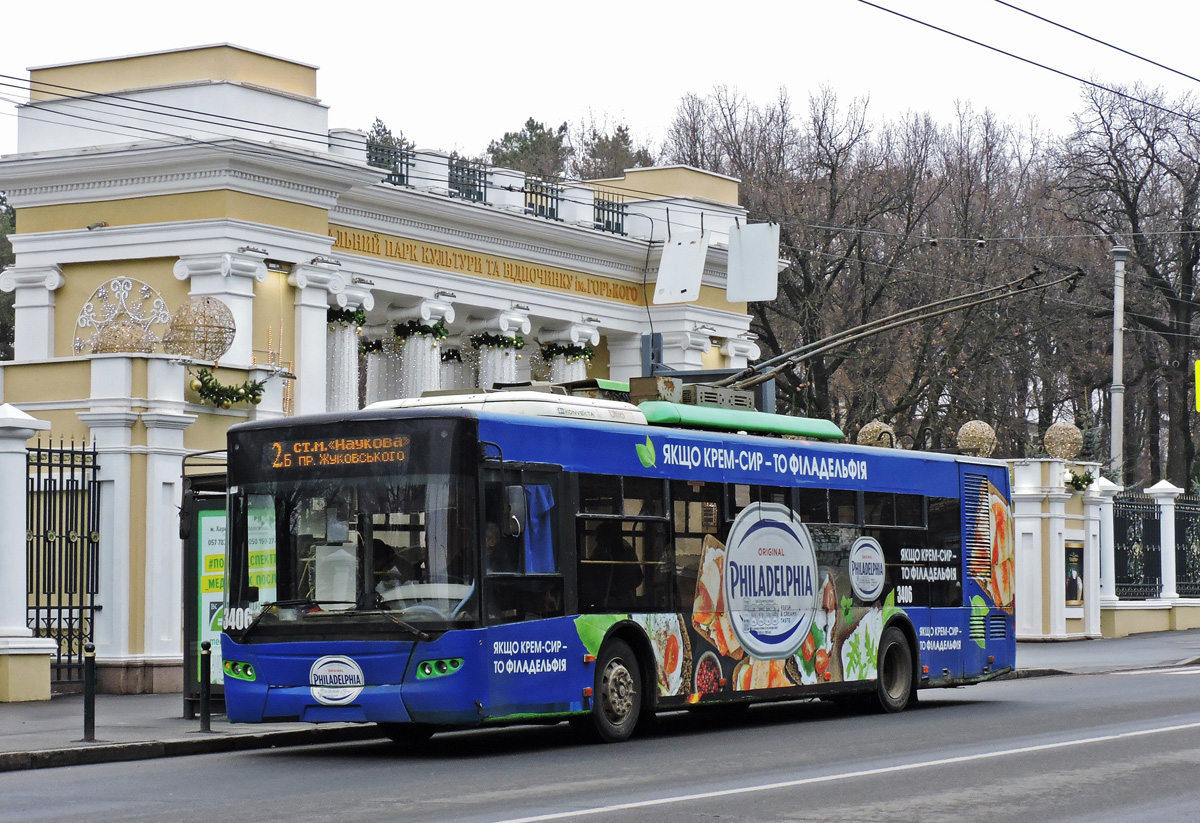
xmin=199 ymin=640 xmax=212 ymax=733
xmin=1111 ymin=247 xmax=1130 ymax=485
xmin=83 ymin=642 xmax=96 ymax=742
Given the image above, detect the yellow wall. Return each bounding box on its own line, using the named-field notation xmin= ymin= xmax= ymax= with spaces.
xmin=1102 ymin=608 xmax=1171 ymax=638
xmin=20 ymin=192 xmax=327 ymax=236
xmin=588 ymin=167 xmax=741 ymax=207
xmin=30 ymin=44 xmax=317 ymax=101
xmin=55 ymin=259 xmax=188 ymax=360
xmin=251 ymin=269 xmax=296 ymax=374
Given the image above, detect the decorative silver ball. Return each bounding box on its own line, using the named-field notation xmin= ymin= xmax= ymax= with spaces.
xmin=957 ymin=420 xmax=997 ymax=457
xmin=857 ymin=420 xmax=896 ymax=448
xmin=1044 ymin=421 xmax=1084 ymax=460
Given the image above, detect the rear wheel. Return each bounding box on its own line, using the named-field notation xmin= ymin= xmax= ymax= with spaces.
xmin=875 ymin=626 xmax=914 ymax=713
xmin=585 ymin=639 xmax=642 ymax=743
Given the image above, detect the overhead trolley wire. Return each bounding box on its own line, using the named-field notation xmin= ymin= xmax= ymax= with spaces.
xmin=993 ymin=0 xmax=1200 ymax=89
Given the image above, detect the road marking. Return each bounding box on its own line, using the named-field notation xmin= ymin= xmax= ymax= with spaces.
xmin=494 ymin=719 xmax=1200 ymax=823
xmin=1110 ymin=666 xmax=1200 ymax=676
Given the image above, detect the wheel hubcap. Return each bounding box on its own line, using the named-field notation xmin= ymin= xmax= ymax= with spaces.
xmin=882 ymin=643 xmax=908 ymax=700
xmin=601 ymin=657 xmax=636 ymax=725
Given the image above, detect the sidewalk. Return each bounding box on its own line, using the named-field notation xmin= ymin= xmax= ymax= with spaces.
xmin=3 ymin=628 xmax=1199 ymax=772
xmin=0 ymin=692 xmax=382 ymax=772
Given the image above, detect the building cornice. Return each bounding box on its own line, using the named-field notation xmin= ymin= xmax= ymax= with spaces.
xmin=0 ymin=138 xmax=380 ymax=208
xmin=8 ymin=219 xmax=334 ymax=269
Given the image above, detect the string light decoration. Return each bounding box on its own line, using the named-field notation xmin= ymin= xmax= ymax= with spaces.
xmin=1044 ymin=421 xmax=1084 ymax=460
xmin=162 ymin=296 xmax=236 ymax=360
xmin=857 ymin=420 xmax=897 ymax=448
xmin=74 ymin=278 xmax=171 ymax=354
xmin=188 ymin=368 xmax=265 ymax=409
xmin=956 ymin=420 xmax=998 ymax=457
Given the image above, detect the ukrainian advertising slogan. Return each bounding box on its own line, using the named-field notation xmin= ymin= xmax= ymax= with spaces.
xmin=491 ymin=638 xmax=569 ymax=675
xmin=330 ymin=227 xmax=643 ymax=306
xmin=642 ymin=435 xmax=871 ymax=485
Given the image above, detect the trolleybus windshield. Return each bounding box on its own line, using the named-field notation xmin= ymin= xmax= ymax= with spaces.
xmin=223 ymin=418 xmax=477 ymax=638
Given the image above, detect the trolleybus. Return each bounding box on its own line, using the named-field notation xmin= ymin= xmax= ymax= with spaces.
xmin=220 ymin=390 xmax=1015 ymax=743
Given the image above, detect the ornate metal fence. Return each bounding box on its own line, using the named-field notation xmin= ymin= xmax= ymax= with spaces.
xmin=26 ymin=440 xmax=101 ymax=684
xmin=1113 ymin=492 xmax=1162 ymax=599
xmin=1175 ymin=494 xmax=1200 ymax=597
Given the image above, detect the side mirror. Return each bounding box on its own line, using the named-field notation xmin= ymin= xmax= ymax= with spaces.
xmin=179 ymin=489 xmax=194 ymax=541
xmin=503 ymin=485 xmax=527 ymax=538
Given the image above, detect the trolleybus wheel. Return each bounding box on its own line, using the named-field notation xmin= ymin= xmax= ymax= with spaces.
xmin=379 ymin=722 xmax=435 ymax=745
xmin=587 ymin=639 xmax=642 ymax=743
xmin=875 ymin=626 xmax=914 ymax=713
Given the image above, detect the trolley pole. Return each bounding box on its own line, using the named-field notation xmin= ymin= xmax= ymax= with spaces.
xmin=1111 ymin=246 xmax=1130 ymax=485
xmin=83 ymin=642 xmax=96 ymax=742
xmin=199 ymin=640 xmax=212 ymax=732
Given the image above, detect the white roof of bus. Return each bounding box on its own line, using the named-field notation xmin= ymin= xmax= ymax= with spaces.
xmin=365 ymin=391 xmax=648 ymax=425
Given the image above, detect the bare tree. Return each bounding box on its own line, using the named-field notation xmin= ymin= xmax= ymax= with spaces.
xmin=1058 ymin=85 xmax=1200 ymax=486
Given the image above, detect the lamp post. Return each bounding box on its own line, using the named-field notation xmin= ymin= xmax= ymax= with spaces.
xmin=1110 ymin=246 xmax=1130 ymax=485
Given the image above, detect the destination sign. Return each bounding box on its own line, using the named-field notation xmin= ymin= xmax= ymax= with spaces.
xmin=265 ymin=435 xmax=410 ymax=472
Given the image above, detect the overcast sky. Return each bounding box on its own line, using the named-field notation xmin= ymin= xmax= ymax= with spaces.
xmin=2 ymin=0 xmax=1199 ymax=162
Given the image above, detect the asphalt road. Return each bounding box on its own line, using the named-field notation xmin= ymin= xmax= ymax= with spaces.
xmin=4 ymin=667 xmax=1200 ymax=823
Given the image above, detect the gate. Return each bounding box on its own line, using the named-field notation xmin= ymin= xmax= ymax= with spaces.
xmin=26 ymin=440 xmax=101 ymax=684
xmin=1176 ymin=495 xmax=1200 ymax=597
xmin=1112 ymin=492 xmax=1162 ymax=599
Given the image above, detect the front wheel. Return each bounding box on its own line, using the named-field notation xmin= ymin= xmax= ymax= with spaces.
xmin=875 ymin=626 xmax=914 ymax=713
xmin=585 ymin=639 xmax=642 ymax=743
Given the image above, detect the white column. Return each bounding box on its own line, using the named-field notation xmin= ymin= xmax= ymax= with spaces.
xmin=720 ymin=336 xmax=761 ymax=370
xmin=540 ymin=322 xmax=600 ymax=385
xmin=173 ymin=253 xmax=267 ymax=368
xmin=288 ymin=263 xmax=345 ymax=416
xmin=0 ymin=266 xmax=64 ymax=361
xmin=1147 ymin=479 xmax=1183 ymax=600
xmin=248 ymin=366 xmax=285 ymax=421
xmin=1011 ymin=461 xmax=1045 ymax=639
xmin=1081 ymin=465 xmax=1104 ymax=638
xmin=440 ymin=337 xmax=471 ymax=391
xmin=326 ymin=282 xmax=374 ymax=413
xmin=0 ymin=404 xmax=56 ymax=701
xmin=389 ymin=299 xmax=455 ymax=399
xmin=661 ymin=330 xmax=712 ymax=370
xmin=140 ymin=359 xmax=197 ymax=676
xmin=468 ymin=310 xmax=529 ymax=390
xmin=78 ymin=357 xmax=140 ymax=672
xmin=363 ymin=325 xmax=389 ymax=407
xmin=1096 ymin=476 xmax=1123 ymax=604
xmin=605 ymin=333 xmax=644 ymax=382
xmin=1046 ymin=458 xmax=1069 ymax=639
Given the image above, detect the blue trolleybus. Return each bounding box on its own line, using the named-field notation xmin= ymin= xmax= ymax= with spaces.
xmin=220 ymin=391 xmax=1015 ymax=743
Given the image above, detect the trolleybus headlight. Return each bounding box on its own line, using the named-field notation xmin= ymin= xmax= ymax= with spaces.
xmin=416 ymin=658 xmax=463 ymax=679
xmin=223 ymin=659 xmax=257 ymax=682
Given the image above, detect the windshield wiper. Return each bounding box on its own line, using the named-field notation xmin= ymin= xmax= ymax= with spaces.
xmin=239 ymin=599 xmax=356 ymax=636
xmin=365 ymin=608 xmax=433 ymax=641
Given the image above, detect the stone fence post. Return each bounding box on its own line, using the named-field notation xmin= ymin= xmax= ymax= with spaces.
xmin=0 ymin=404 xmax=56 ymax=701
xmin=1146 ymin=480 xmax=1182 ymax=600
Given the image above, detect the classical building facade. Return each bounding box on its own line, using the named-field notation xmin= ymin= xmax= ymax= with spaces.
xmin=0 ymin=45 xmax=761 ymax=693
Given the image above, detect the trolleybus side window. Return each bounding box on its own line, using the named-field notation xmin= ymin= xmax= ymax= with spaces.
xmin=577 ymin=474 xmax=670 ymax=614
xmin=483 ymin=469 xmax=565 ymax=624
xmin=671 ymin=480 xmax=722 ymax=614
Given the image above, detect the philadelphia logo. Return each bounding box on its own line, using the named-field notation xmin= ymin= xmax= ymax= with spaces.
xmin=309 ymin=655 xmax=365 ymax=706
xmin=724 ymin=502 xmax=819 ymax=659
xmin=848 ymin=536 xmax=886 ymax=602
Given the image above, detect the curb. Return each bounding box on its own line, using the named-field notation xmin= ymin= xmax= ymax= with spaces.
xmin=995 ymin=667 xmax=1069 ymax=681
xmin=0 ymin=724 xmax=385 ymax=773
